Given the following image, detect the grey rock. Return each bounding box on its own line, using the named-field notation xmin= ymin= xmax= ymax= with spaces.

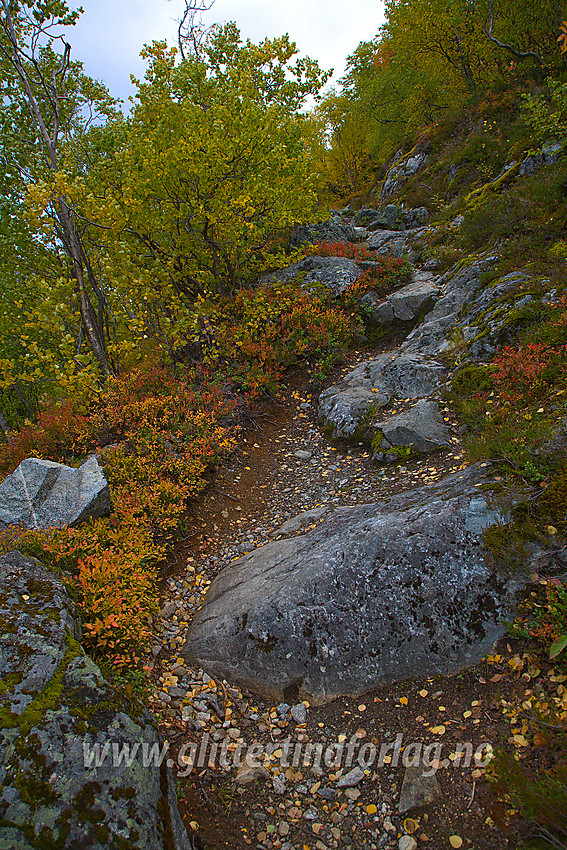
xmin=317 ymin=787 xmax=336 ymax=800
xmin=400 ymin=253 xmax=499 ymax=357
xmin=367 ymin=230 xmax=409 ymax=258
xmin=0 ymin=550 xmax=190 ymax=850
xmin=422 ymin=258 xmax=441 ymax=271
xmin=294 ymin=450 xmax=313 ymax=460
xmin=318 ymin=353 xmax=446 ymax=442
xmin=398 ymin=765 xmax=441 ymax=813
xmin=518 ymin=141 xmax=562 ymax=177
xmin=358 ymin=205 xmax=403 ymax=231
xmin=273 ymin=507 xmax=331 ymax=538
xmin=388 ymin=277 xmax=440 ymax=321
xmin=355 ymin=208 xmax=383 ymax=228
xmin=405 ymin=207 xmax=430 ymax=229
xmin=353 ymin=226 xmax=370 ymax=241
xmin=261 ymin=256 xmax=362 ymax=296
xmin=182 ymin=467 xmax=520 ymax=704
xmin=382 ymin=151 xmax=428 ymax=198
xmin=0 ymin=456 xmax=110 ymax=531
xmin=318 ymin=386 xmax=391 ymax=439
xmin=273 ymin=774 xmax=286 ymax=794
xmin=362 ymin=275 xmax=440 ymax=327
xmin=367 ymin=227 xmax=428 ymax=262
xmin=291 ymin=703 xmax=308 ymax=725
xmin=360 ymin=292 xmax=395 ymax=324
xmin=373 ymin=400 xmax=451 ymax=461
xmin=399 ymin=837 xmax=418 ymax=850
xmin=290 ymin=219 xmax=356 ymax=248
xmin=337 ymin=767 xmax=365 ymax=788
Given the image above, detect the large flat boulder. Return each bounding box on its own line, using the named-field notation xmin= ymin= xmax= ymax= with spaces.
xmin=0 ymin=456 xmax=110 ymax=531
xmin=0 ymin=551 xmax=189 ymax=850
xmin=183 ymin=467 xmax=520 ymax=704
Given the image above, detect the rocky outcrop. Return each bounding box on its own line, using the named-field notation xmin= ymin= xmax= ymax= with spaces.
xmin=372 ymin=400 xmax=451 ymax=462
xmin=290 ymin=217 xmax=356 ymax=248
xmin=260 ymin=256 xmax=362 ymax=296
xmin=319 ymin=353 xmax=447 ymax=440
xmin=382 ymin=150 xmax=429 ymax=198
xmin=399 ymin=253 xmax=499 ymax=357
xmin=355 ymin=205 xmax=430 ymax=231
xmin=0 ymin=551 xmax=189 ymax=850
xmin=360 ymin=273 xmax=440 ymax=326
xmin=367 ymin=227 xmax=428 ymax=261
xmin=182 ymin=467 xmax=519 ymax=704
xmin=0 ymin=457 xmax=110 ymax=531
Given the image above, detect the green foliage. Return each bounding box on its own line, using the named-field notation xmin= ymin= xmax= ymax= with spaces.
xmin=522 ymin=80 xmax=567 ymax=142
xmin=491 ymin=720 xmax=567 ymax=850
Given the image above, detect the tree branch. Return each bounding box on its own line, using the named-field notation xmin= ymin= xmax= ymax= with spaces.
xmin=483 ymin=0 xmax=548 ymax=67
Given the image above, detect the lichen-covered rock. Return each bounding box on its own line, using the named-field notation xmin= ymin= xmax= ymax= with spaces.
xmin=373 ymin=400 xmax=451 ymax=462
xmin=405 ymin=207 xmax=430 ymax=229
xmin=361 ymin=273 xmax=440 ymax=326
xmin=517 ymin=141 xmax=562 ymax=177
xmin=367 ymin=229 xmax=410 ymax=258
xmin=182 ymin=467 xmax=520 ymax=704
xmin=0 ymin=551 xmax=190 ymax=850
xmin=356 ymin=205 xmax=403 ymax=231
xmin=0 ymin=457 xmax=110 ymax=531
xmin=382 ymin=150 xmax=429 ymax=198
xmin=367 ymin=227 xmax=428 ymax=261
xmin=260 ymin=256 xmax=362 ymax=296
xmin=400 ymin=253 xmax=499 ymax=357
xmin=318 ymin=353 xmax=446 ymax=440
xmin=289 ymin=218 xmax=356 ymax=248
xmin=318 ymin=386 xmax=392 ymax=439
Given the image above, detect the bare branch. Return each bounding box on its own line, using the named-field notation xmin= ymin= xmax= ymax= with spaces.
xmin=177 ymin=0 xmax=214 ymax=61
xmin=483 ymin=0 xmax=548 ymax=67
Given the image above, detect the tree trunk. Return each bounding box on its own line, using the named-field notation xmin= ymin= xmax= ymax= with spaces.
xmin=56 ymin=199 xmax=115 ymax=378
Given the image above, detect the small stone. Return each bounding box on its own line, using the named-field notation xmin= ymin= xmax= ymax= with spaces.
xmin=337 ymin=767 xmax=364 ymax=788
xmin=345 ymin=788 xmax=360 ymax=801
xmin=273 ymin=775 xmax=286 ymax=795
xmin=276 ymin=703 xmax=291 ymax=717
xmin=398 ymin=766 xmax=440 ymax=814
xmin=236 ymin=764 xmax=270 ymax=784
xmin=278 ymin=822 xmax=290 ymax=836
xmin=294 ymin=450 xmax=313 ymax=460
xmin=383 ymin=817 xmax=396 ymax=834
xmin=317 ymin=787 xmax=336 ymax=801
xmin=399 ymin=838 xmax=417 ymax=850
xmin=291 ymin=703 xmax=308 ymax=725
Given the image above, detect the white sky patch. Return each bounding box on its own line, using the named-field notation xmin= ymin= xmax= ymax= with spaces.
xmin=68 ymin=0 xmax=385 ymax=104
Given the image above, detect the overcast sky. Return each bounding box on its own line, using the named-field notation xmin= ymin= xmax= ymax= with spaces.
xmin=69 ymin=0 xmax=385 ymax=105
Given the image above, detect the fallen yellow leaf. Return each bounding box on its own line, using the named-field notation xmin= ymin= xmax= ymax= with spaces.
xmin=404 ymin=818 xmax=418 ymax=834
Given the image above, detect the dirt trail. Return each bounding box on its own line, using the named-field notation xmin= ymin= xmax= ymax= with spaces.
xmin=147 ymin=344 xmax=525 ymax=850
